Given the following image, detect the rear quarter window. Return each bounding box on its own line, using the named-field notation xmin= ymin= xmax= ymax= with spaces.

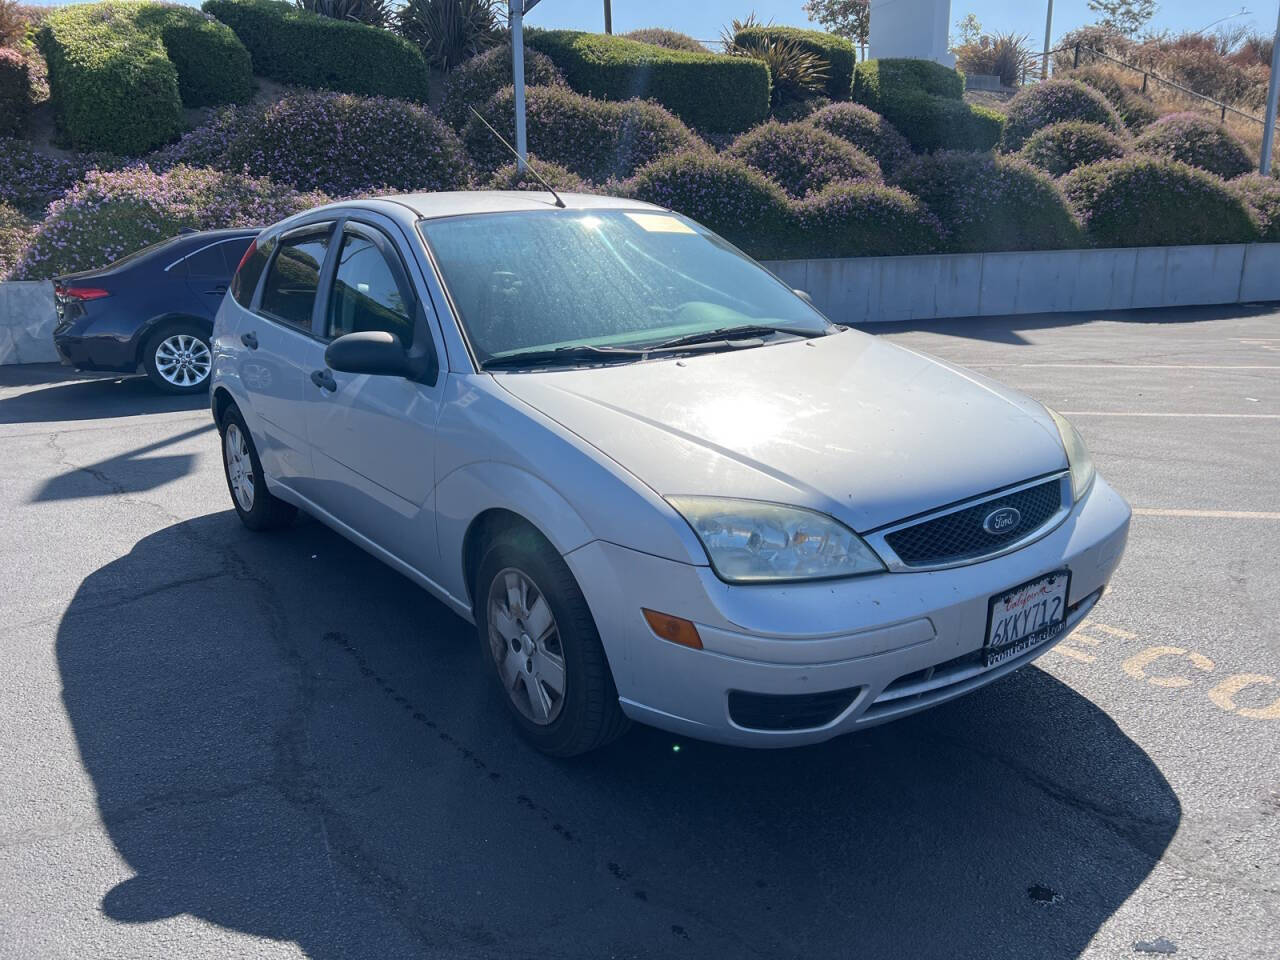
xmin=231 ymin=235 xmax=274 ymax=308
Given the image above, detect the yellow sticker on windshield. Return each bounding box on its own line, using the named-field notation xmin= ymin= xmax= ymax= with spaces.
xmin=625 ymin=212 xmax=696 ymax=234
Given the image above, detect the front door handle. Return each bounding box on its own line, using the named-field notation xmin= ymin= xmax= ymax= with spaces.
xmin=240 ymin=331 xmax=258 ymax=349
xmin=310 ymin=368 xmax=337 ymax=392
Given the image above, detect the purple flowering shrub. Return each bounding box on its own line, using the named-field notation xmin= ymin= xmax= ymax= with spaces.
xmin=725 ymin=121 xmax=880 ymax=199
xmin=1060 ymin=157 xmax=1257 ymax=247
xmin=1001 ymin=80 xmax=1123 ymax=151
xmin=14 ymin=164 xmax=328 ymax=279
xmin=1019 ymin=122 xmax=1129 ymax=177
xmin=791 ymin=181 xmax=942 ymax=257
xmin=1067 ymin=67 xmax=1159 ymax=129
xmin=440 ymin=45 xmax=565 ymax=131
xmin=148 ymin=105 xmax=244 ymax=172
xmin=486 ymin=154 xmax=594 ymax=193
xmin=0 ymin=139 xmax=108 ymax=216
xmin=808 ymin=102 xmax=912 ymax=176
xmin=0 ymin=202 xmax=33 ymax=278
xmin=1230 ymin=174 xmax=1280 ymax=241
xmin=621 ymin=151 xmax=792 ymax=258
xmin=893 ymin=151 xmax=1081 ymax=253
xmin=465 ymin=84 xmax=700 ymax=182
xmin=1133 ymin=113 xmax=1254 ymax=181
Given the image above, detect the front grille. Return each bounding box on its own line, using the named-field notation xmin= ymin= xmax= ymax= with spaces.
xmin=728 ymin=688 xmax=859 ymax=731
xmin=884 ymin=478 xmax=1063 ymax=567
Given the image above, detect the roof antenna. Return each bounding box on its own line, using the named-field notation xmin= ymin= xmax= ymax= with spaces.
xmin=469 ymin=106 xmax=566 ymax=208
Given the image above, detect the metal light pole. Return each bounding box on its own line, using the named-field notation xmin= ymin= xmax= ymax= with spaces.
xmin=1042 ymin=0 xmax=1054 ymax=80
xmin=509 ymin=0 xmax=543 ymax=171
xmin=603 ymin=0 xmax=611 ymax=34
xmin=1262 ymin=2 xmax=1280 ymax=174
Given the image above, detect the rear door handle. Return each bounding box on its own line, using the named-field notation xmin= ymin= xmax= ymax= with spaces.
xmin=241 ymin=331 xmax=258 ymax=349
xmin=206 ymin=285 xmax=228 ymax=295
xmin=311 ymin=368 xmax=337 ymax=392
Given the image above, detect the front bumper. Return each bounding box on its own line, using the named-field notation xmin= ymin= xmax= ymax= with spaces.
xmin=565 ymin=476 xmax=1131 ymax=747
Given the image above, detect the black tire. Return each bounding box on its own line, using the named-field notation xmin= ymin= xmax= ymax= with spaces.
xmin=142 ymin=320 xmax=212 ymax=394
xmin=474 ymin=525 xmax=629 ymax=756
xmin=217 ymin=404 xmax=297 ymax=531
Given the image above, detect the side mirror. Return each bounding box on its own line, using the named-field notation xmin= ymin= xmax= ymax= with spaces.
xmin=325 ymin=331 xmax=412 ymax=378
xmin=793 ymin=288 xmax=814 ymax=305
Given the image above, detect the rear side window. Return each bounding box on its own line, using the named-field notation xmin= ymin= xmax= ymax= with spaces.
xmin=184 ymin=240 xmax=232 ymax=278
xmin=231 ymin=235 xmax=274 ymax=307
xmin=259 ymin=231 xmax=332 ymax=330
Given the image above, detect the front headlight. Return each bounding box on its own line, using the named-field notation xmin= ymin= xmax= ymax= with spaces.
xmin=667 ymin=497 xmax=885 ymax=583
xmin=1046 ymin=407 xmax=1096 ymax=502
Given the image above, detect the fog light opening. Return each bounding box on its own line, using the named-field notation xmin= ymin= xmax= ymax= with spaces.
xmin=642 ymin=609 xmax=703 ymax=650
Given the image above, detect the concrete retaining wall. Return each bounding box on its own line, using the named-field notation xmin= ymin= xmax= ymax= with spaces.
xmin=762 ymin=243 xmax=1280 ymax=324
xmin=0 ymin=281 xmax=57 ymax=365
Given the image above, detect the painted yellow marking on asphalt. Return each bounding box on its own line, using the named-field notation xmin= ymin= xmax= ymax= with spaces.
xmin=1050 ymin=643 xmax=1095 ymax=662
xmin=1079 ymin=621 xmax=1136 ymax=640
xmin=1207 ymin=674 xmax=1280 ymax=720
xmin=1061 ymin=412 xmax=1280 ymax=419
xmin=1132 ymin=508 xmax=1280 ymax=520
xmin=1122 ymin=646 xmax=1215 ymax=688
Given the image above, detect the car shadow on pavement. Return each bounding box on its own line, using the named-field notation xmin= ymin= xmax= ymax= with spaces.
xmin=32 ymin=423 xmax=214 ymax=502
xmin=57 ymin=511 xmax=1180 ymax=960
xmin=0 ymin=365 xmax=207 ymax=424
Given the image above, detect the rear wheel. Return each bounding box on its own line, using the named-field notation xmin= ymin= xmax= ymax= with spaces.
xmin=475 ymin=526 xmax=629 ymax=756
xmin=218 ymin=405 xmax=296 ymax=531
xmin=143 ymin=321 xmax=211 ymax=394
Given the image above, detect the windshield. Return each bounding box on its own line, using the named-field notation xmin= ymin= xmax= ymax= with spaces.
xmin=418 ymin=209 xmax=829 ymax=366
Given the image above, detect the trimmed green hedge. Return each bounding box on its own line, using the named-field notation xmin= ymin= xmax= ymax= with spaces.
xmin=526 ymin=29 xmax=769 ymax=135
xmin=0 ymin=48 xmax=29 ymax=138
xmin=852 ymin=58 xmax=1002 ymax=152
xmin=203 ymin=0 xmax=430 ymax=101
xmin=733 ymin=25 xmax=854 ymax=101
xmin=135 ymin=4 xmax=253 ymax=108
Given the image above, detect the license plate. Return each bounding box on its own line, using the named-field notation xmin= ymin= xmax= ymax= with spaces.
xmin=984 ymin=570 xmax=1071 ymax=667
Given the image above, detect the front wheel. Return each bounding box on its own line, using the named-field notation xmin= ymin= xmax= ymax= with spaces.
xmin=475 ymin=528 xmax=629 ymax=756
xmin=143 ymin=321 xmax=212 ymax=394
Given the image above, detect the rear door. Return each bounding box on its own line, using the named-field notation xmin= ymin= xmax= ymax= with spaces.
xmin=303 ymin=216 xmax=445 ymax=572
xmin=182 ymin=237 xmax=252 ymax=316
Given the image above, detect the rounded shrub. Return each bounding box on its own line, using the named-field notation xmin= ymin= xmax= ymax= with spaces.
xmin=14 ymin=165 xmax=329 ymax=279
xmin=1019 ymin=122 xmax=1129 ymax=177
xmin=1133 ymin=112 xmax=1255 ymax=181
xmin=726 ymin=121 xmax=880 ymax=198
xmin=808 ymin=102 xmax=912 ymax=175
xmin=440 ymin=43 xmax=564 ymax=131
xmin=0 ymin=46 xmax=32 ymax=137
xmin=791 ymin=181 xmax=943 ymax=258
xmin=622 ymin=28 xmax=704 ymax=52
xmin=465 ymin=84 xmax=700 ymax=182
xmin=1060 ymin=156 xmax=1258 ymax=247
xmin=1230 ymin=173 xmax=1280 ymax=241
xmin=622 ymin=150 xmax=792 ymax=259
xmin=893 ymin=151 xmax=1081 ymax=253
xmin=1001 ymin=79 xmax=1123 ymax=151
xmin=0 ymin=202 xmax=33 ymax=279
xmin=1068 ymin=66 xmax=1159 ymax=129
xmin=486 ymin=154 xmax=593 ymax=193
xmin=220 ymin=91 xmax=473 ymax=195
xmin=133 ymin=4 xmax=254 ymax=108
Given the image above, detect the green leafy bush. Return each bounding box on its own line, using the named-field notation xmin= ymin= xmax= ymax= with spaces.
xmin=622 ymin=151 xmax=792 ymax=259
xmin=37 ymin=3 xmax=183 ymax=154
xmin=464 ymin=84 xmax=699 ymax=182
xmin=1061 ymin=157 xmax=1257 ymax=247
xmin=808 ymin=102 xmax=912 ymax=175
xmin=893 ymin=150 xmax=1080 ymax=253
xmin=203 ymin=0 xmax=430 ymax=101
xmin=791 ymin=181 xmax=943 ymax=258
xmin=134 ymin=4 xmax=253 ymax=108
xmin=622 ymin=28 xmax=704 ymax=52
xmin=723 ymin=25 xmax=828 ymax=108
xmin=1133 ymin=112 xmax=1255 ymax=181
xmin=526 ymin=29 xmax=769 ymax=135
xmin=1019 ymin=121 xmax=1128 ymax=177
xmin=852 ymin=58 xmax=1003 ymax=152
xmin=1231 ymin=173 xmax=1280 ymax=241
xmin=0 ymin=201 xmax=33 ymax=278
xmin=1000 ymin=79 xmax=1122 ymax=151
xmin=732 ymin=25 xmax=854 ymax=101
xmin=1068 ymin=66 xmax=1159 ymax=129
xmin=0 ymin=47 xmax=29 ymax=136
xmin=726 ymin=120 xmax=880 ymax=198
xmin=14 ymin=165 xmax=329 ymax=279
xmin=296 ymin=0 xmax=393 ymax=28
xmin=440 ymin=42 xmax=564 ymax=131
xmin=486 ymin=153 xmax=593 ymax=192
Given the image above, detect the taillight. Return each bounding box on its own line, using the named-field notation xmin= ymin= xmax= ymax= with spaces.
xmin=62 ymin=286 xmax=110 ymax=301
xmin=234 ymin=238 xmax=257 ymax=273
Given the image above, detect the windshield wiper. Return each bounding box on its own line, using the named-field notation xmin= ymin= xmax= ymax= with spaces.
xmin=482 ymin=344 xmax=646 ymax=370
xmin=643 ymin=324 xmax=820 ymax=351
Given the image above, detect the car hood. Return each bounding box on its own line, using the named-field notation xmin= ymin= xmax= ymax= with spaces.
xmin=493 ymin=330 xmax=1068 ymax=533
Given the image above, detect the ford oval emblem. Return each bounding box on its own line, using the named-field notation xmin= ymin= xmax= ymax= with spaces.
xmin=983 ymin=506 xmax=1021 ymax=535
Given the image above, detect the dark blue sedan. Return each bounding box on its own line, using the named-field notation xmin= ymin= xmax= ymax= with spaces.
xmin=53 ymin=228 xmax=258 ymax=393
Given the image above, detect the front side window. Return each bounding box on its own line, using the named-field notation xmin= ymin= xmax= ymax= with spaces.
xmin=259 ymin=229 xmax=332 ymax=330
xmin=325 ymin=228 xmax=415 ymax=347
xmin=419 ymin=209 xmax=828 ymax=365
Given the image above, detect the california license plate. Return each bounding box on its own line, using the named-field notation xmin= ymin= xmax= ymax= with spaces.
xmin=984 ymin=571 xmax=1071 ymax=667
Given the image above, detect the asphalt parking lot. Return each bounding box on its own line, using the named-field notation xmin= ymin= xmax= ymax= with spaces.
xmin=1 ymin=304 xmax=1277 ymax=960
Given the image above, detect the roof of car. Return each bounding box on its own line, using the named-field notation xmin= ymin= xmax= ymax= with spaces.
xmin=380 ymin=191 xmax=663 ymax=219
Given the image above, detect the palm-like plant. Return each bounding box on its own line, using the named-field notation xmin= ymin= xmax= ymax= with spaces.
xmin=397 ymin=0 xmax=502 ymax=72
xmin=721 ymin=14 xmax=829 ymax=107
xmin=295 ymin=0 xmax=394 ymax=29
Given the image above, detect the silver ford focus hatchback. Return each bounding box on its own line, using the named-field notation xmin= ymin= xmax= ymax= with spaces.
xmin=210 ymin=191 xmax=1131 ymax=756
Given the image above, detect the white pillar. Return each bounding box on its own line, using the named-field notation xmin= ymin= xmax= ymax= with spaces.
xmin=868 ymin=0 xmax=955 ymax=66
xmin=510 ymin=1 xmax=527 ymax=171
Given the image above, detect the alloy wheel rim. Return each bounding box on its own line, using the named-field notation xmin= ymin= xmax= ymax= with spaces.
xmin=224 ymin=424 xmax=254 ymax=512
xmin=486 ymin=568 xmax=566 ymax=726
xmin=155 ymin=334 xmax=211 ymax=387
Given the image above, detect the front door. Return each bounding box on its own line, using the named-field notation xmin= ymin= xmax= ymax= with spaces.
xmin=303 ymin=219 xmax=444 ymax=574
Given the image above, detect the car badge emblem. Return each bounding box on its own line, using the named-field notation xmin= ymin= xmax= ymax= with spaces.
xmin=983 ymin=506 xmax=1021 ymax=535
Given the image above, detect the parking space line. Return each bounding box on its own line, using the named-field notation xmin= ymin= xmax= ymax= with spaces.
xmin=1132 ymin=509 xmax=1280 ymax=520
xmin=1061 ymin=412 xmax=1280 ymax=419
xmin=976 ymin=364 xmax=1280 ymax=369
